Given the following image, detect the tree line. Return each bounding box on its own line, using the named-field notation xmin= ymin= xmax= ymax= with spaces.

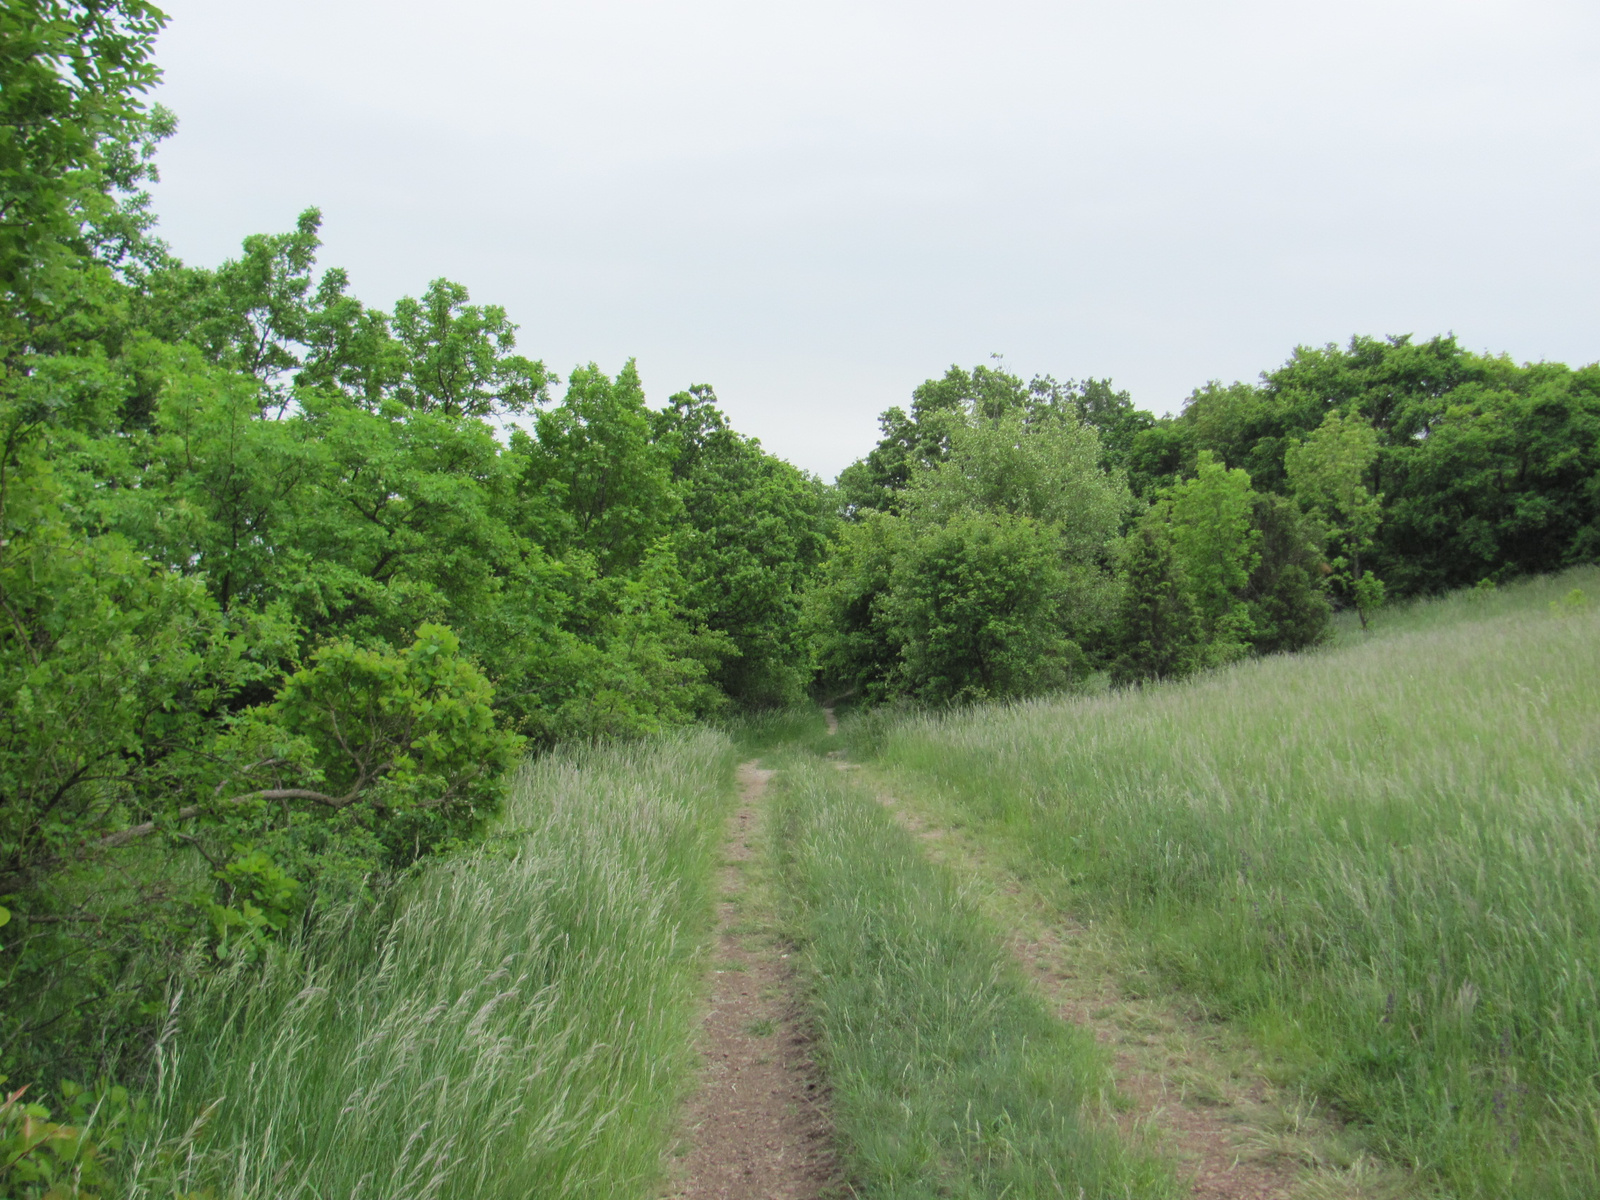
xmin=819 ymin=336 xmax=1600 ymax=702
xmin=1 ymin=1 xmax=834 ymax=1092
xmin=4 ymin=0 xmax=1598 ymax=1151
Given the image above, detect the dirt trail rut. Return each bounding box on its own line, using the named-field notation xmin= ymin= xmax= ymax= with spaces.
xmin=867 ymin=782 xmax=1399 ymax=1200
xmin=664 ymin=762 xmax=837 ymax=1200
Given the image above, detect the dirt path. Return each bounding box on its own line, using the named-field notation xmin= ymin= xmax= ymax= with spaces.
xmin=664 ymin=762 xmax=837 ymax=1200
xmin=866 ymin=778 xmax=1408 ymax=1200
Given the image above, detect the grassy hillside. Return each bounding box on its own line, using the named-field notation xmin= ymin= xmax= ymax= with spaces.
xmin=116 ymin=732 xmax=735 ymax=1200
xmin=856 ymin=568 xmax=1600 ymax=1198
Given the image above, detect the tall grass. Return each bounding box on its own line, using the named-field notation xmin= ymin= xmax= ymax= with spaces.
xmin=861 ymin=567 xmax=1600 ymax=1197
xmin=118 ymin=730 xmax=736 ymax=1200
xmin=720 ymin=704 xmax=834 ymax=757
xmin=772 ymin=757 xmax=1175 ymax=1199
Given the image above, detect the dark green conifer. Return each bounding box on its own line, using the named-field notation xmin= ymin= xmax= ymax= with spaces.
xmin=1111 ymin=523 xmax=1203 ymax=686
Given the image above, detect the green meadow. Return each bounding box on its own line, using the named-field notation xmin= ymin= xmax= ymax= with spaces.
xmin=114 ymin=733 xmax=733 ymax=1200
xmin=856 ymin=567 xmax=1600 ymax=1197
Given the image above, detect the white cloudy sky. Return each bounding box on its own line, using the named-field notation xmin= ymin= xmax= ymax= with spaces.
xmin=147 ymin=0 xmax=1599 ymax=480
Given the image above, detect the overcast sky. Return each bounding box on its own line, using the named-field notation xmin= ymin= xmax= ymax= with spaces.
xmin=147 ymin=0 xmax=1599 ymax=481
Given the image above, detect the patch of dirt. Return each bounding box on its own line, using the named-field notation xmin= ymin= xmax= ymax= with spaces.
xmin=1013 ymin=918 xmax=1298 ymax=1200
xmin=663 ymin=763 xmax=839 ymax=1200
xmin=866 ymin=779 xmax=1410 ymax=1200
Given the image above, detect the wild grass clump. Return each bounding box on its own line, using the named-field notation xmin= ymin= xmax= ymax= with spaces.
xmin=868 ymin=566 xmax=1600 ymax=1197
xmin=115 ymin=730 xmax=735 ymax=1200
xmin=722 ymin=704 xmax=835 ymax=757
xmin=772 ymin=758 xmax=1175 ymax=1199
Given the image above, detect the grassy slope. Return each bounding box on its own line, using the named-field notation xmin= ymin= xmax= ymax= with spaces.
xmin=119 ymin=731 xmax=735 ymax=1200
xmin=771 ymin=756 xmax=1176 ymax=1199
xmin=857 ymin=568 xmax=1600 ymax=1198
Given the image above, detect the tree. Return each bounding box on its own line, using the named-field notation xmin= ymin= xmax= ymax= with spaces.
xmin=149 ymin=207 xmax=323 ymax=412
xmin=1179 ymin=380 xmax=1287 ymax=490
xmin=1110 ymin=521 xmax=1202 ymax=686
xmin=390 ymin=278 xmax=549 ymax=418
xmin=1166 ymin=451 xmax=1260 ymax=661
xmin=1285 ymin=408 xmax=1383 ymax=627
xmin=1125 ymin=418 xmax=1192 ymax=499
xmin=654 ymin=386 xmax=835 ymax=706
xmin=528 ymin=360 xmax=678 ymax=576
xmin=903 ymin=404 xmax=1128 ymax=648
xmin=257 ymin=623 xmax=521 ymax=865
xmin=1173 ymin=335 xmax=1484 ymax=496
xmin=802 ymin=511 xmax=905 ymax=703
xmin=808 ymin=375 xmax=1130 ymax=702
xmin=1074 ymin=377 xmax=1155 ymax=474
xmin=902 ymin=405 xmax=1130 ymax=548
xmin=1242 ymin=492 xmax=1331 ymax=654
xmin=1376 ymin=365 xmax=1600 ymax=592
xmin=885 ymin=509 xmax=1083 ymax=703
xmin=834 ymin=365 xmax=975 ymax=515
xmin=0 ymin=0 xmax=169 ymax=301
xmin=836 ymin=362 xmax=1156 ymax=517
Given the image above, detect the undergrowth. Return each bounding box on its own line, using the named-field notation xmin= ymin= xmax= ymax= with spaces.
xmin=112 ymin=730 xmax=736 ymax=1200
xmin=723 ymin=704 xmax=835 ymax=758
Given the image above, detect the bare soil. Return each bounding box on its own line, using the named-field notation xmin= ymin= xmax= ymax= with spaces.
xmin=663 ymin=762 xmax=839 ymax=1200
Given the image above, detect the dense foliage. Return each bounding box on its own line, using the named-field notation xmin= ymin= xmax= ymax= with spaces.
xmin=815 ymin=365 xmax=1334 ymax=702
xmin=812 ymin=372 xmax=1131 ymax=703
xmin=819 ymin=335 xmax=1598 ymax=700
xmin=1130 ymin=335 xmax=1600 ymax=593
xmin=0 ymin=0 xmax=832 ymax=1111
xmin=4 ymin=3 xmax=1598 ymax=1190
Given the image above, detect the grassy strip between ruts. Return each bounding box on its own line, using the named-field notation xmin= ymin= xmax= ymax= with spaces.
xmin=116 ymin=730 xmax=736 ymax=1200
xmin=770 ymin=754 xmax=1177 ymax=1199
xmin=853 ymin=566 xmax=1600 ymax=1199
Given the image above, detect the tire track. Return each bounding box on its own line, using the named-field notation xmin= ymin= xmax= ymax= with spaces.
xmin=664 ymin=762 xmax=837 ymax=1200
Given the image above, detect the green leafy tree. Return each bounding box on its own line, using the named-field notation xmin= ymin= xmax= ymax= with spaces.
xmin=1151 ymin=334 xmax=1600 ymax=595
xmin=1166 ymin=451 xmax=1260 ymax=662
xmin=1074 ymin=377 xmax=1156 ymax=474
xmin=528 ymin=359 xmax=678 ymax=575
xmin=0 ymin=0 xmax=169 ymax=301
xmin=802 ymin=511 xmax=905 ymax=702
xmin=837 ymin=362 xmax=1155 ymax=517
xmin=390 ymin=278 xmax=549 ymax=418
xmin=834 ymin=366 xmax=974 ymax=515
xmin=1377 ymin=364 xmax=1600 ymax=591
xmin=810 ymin=372 xmax=1129 ymax=701
xmin=903 ymin=405 xmax=1128 ymax=538
xmin=146 ymin=206 xmax=323 ymax=412
xmin=885 ymin=509 xmax=1082 ymax=703
xmin=1285 ymin=408 xmax=1383 ymax=627
xmin=1173 ymin=335 xmax=1482 ymax=495
xmin=1178 ymin=380 xmax=1289 ymax=491
xmin=654 ymin=386 xmax=835 ymax=706
xmin=531 ymin=543 xmax=731 ymax=739
xmin=902 ymin=404 xmax=1129 ymax=647
xmin=250 ymin=623 xmax=521 ymax=864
